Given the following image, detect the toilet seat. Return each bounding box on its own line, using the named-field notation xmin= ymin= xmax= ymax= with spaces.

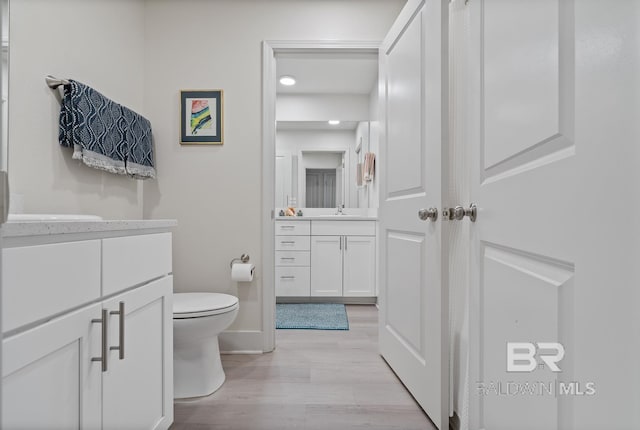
xmin=173 ymin=293 xmax=239 ymax=319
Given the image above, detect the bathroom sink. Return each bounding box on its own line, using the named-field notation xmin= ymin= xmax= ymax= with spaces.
xmin=7 ymin=214 xmax=104 ymax=222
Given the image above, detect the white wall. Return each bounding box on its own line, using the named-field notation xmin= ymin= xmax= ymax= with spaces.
xmin=142 ymin=0 xmax=405 ymax=341
xmin=277 ymin=94 xmax=370 ymax=121
xmin=9 ymin=0 xmax=145 ymax=218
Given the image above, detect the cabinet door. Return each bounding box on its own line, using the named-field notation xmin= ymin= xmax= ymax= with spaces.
xmin=102 ymin=276 xmax=173 ymax=430
xmin=310 ymin=236 xmax=343 ymax=296
xmin=2 ymin=304 xmax=102 ymax=430
xmin=343 ymin=236 xmax=376 ymax=297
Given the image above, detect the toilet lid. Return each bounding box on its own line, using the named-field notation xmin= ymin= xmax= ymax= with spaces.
xmin=173 ymin=293 xmax=239 ymax=319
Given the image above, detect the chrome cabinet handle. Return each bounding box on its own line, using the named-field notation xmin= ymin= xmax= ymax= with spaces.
xmin=345 ymin=236 xmax=348 ymax=251
xmin=418 ymin=208 xmax=438 ymax=221
xmin=91 ymin=309 xmax=108 ymax=372
xmin=280 ymin=226 xmax=295 ymax=229
xmin=280 ymin=257 xmax=295 ymax=260
xmin=444 ymin=203 xmax=477 ymax=222
xmin=109 ymin=301 xmax=125 ymax=360
xmin=280 ymin=241 xmax=295 ymax=244
xmin=339 ymin=236 xmax=343 ymax=250
xmin=280 ymin=276 xmax=295 ymax=279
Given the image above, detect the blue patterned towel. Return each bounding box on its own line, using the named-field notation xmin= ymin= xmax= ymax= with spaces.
xmin=59 ymin=80 xmax=155 ymax=179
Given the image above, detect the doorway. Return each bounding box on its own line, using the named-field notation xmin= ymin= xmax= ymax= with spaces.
xmin=261 ymin=41 xmax=381 ymax=353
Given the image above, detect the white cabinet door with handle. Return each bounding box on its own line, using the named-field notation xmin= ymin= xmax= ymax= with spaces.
xmin=102 ymin=276 xmax=173 ymax=430
xmin=2 ymin=304 xmax=102 ymax=430
xmin=310 ymin=236 xmax=343 ymax=296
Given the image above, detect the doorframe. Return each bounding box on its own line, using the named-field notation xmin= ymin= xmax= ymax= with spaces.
xmin=261 ymin=40 xmax=380 ymax=352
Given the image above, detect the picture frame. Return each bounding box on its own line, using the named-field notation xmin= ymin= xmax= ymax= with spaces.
xmin=180 ymin=89 xmax=223 ymax=145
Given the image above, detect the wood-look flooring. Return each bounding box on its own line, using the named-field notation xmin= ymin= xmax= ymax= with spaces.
xmin=171 ymin=305 xmax=437 ymax=430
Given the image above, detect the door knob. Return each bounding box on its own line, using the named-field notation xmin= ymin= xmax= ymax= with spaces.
xmin=418 ymin=208 xmax=438 ymax=221
xmin=445 ymin=203 xmax=477 ymax=222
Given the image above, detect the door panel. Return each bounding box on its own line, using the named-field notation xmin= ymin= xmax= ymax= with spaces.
xmin=387 ymin=11 xmax=424 ymax=196
xmin=386 ymin=231 xmax=424 ymax=350
xmin=483 ymin=0 xmax=563 ymax=169
xmin=378 ymin=0 xmax=448 ymax=428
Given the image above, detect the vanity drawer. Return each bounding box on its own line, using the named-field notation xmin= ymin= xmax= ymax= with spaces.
xmin=311 ymin=220 xmax=376 ymax=236
xmin=276 ymin=251 xmax=310 ymax=267
xmin=275 ymin=220 xmax=310 ymax=236
xmin=2 ymin=240 xmax=102 ymax=332
xmin=275 ymin=267 xmax=310 ymax=296
xmin=275 ymin=235 xmax=310 ymax=251
xmin=102 ymin=233 xmax=172 ymax=296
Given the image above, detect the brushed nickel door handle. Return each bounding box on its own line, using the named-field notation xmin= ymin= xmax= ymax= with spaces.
xmin=444 ymin=203 xmax=477 ymax=222
xmin=91 ymin=309 xmax=108 ymax=372
xmin=418 ymin=208 xmax=438 ymax=221
xmin=109 ymin=301 xmax=125 ymax=360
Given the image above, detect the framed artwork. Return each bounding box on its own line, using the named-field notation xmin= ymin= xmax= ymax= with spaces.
xmin=180 ymin=90 xmax=223 ymax=145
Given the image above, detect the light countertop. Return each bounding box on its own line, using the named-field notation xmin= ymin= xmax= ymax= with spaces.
xmin=2 ymin=219 xmax=177 ymax=239
xmin=275 ymin=216 xmax=377 ymax=221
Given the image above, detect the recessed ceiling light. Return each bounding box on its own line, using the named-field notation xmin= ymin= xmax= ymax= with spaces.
xmin=328 ymin=120 xmax=341 ymax=125
xmin=279 ymin=75 xmax=296 ymax=86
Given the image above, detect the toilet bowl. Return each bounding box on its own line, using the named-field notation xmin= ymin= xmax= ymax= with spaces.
xmin=173 ymin=292 xmax=239 ymax=399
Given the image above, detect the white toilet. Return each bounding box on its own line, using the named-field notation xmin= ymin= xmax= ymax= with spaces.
xmin=173 ymin=292 xmax=239 ymax=399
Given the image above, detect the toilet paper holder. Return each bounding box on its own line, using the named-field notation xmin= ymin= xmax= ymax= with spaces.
xmin=230 ymin=253 xmax=250 ymax=268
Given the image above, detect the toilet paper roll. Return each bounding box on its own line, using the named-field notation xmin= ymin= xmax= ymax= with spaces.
xmin=231 ymin=263 xmax=255 ymax=282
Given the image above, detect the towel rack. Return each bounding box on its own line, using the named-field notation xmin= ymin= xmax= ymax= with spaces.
xmin=45 ymin=75 xmax=70 ymax=89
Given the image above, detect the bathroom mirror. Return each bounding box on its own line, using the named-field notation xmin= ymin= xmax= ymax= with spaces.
xmin=274 ymin=51 xmax=379 ymax=210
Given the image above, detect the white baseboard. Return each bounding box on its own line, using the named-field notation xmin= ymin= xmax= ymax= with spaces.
xmin=219 ymin=330 xmax=263 ymax=354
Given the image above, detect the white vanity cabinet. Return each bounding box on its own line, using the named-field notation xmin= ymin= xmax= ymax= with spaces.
xmin=1 ymin=225 xmax=175 ymax=430
xmin=310 ymin=221 xmax=376 ymax=297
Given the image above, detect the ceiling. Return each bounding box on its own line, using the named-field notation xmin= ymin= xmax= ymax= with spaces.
xmin=276 ymin=52 xmax=378 ymax=95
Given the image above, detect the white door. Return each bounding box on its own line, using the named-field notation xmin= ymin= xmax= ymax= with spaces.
xmin=378 ymin=0 xmax=449 ymax=428
xmin=467 ymin=1 xmax=640 ymax=429
xmin=102 ymin=277 xmax=173 ymax=430
xmin=343 ymin=235 xmax=376 ymax=297
xmin=2 ymin=304 xmax=102 ymax=429
xmin=311 ymin=236 xmax=343 ymax=296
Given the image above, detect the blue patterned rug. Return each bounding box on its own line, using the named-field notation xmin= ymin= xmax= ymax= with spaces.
xmin=276 ymin=303 xmax=349 ymax=330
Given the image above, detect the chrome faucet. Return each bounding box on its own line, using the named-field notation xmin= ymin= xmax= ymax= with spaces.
xmin=336 ymin=205 xmax=344 ymax=215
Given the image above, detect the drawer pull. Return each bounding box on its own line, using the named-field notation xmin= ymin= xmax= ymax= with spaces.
xmin=280 ymin=241 xmax=295 ymax=244
xmin=109 ymin=301 xmax=125 ymax=360
xmin=280 ymin=257 xmax=296 ymax=260
xmin=91 ymin=309 xmax=108 ymax=372
xmin=280 ymin=276 xmax=296 ymax=279
xmin=279 ymin=226 xmax=295 ymax=229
